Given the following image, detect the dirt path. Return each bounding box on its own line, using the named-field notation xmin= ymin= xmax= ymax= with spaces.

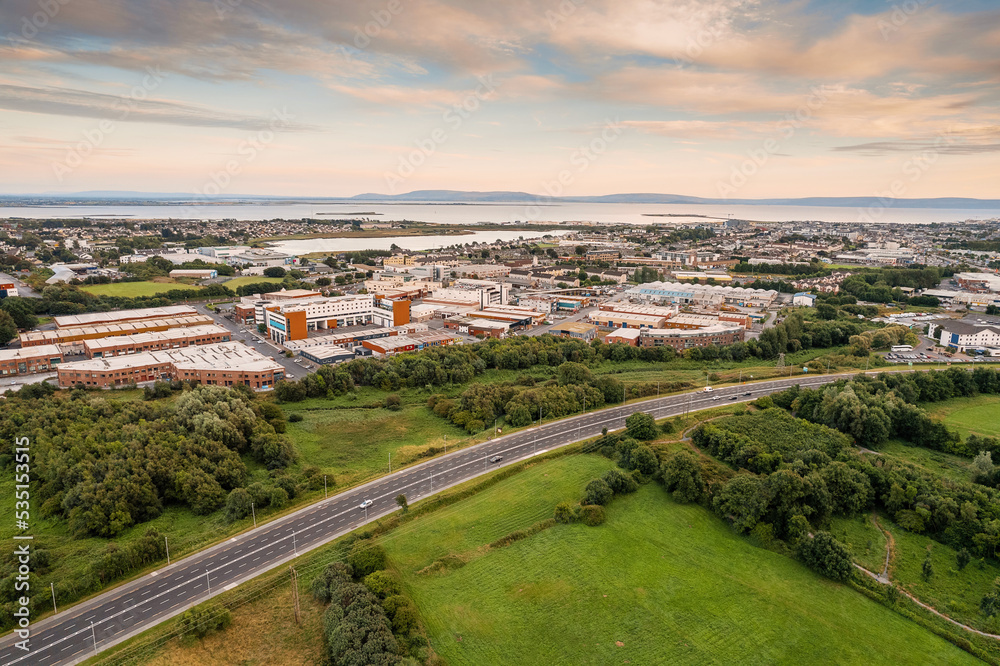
xmin=857 ymin=513 xmax=1000 ymax=641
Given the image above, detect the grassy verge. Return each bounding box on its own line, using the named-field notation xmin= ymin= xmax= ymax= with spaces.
xmin=874 ymin=439 xmax=975 ymax=484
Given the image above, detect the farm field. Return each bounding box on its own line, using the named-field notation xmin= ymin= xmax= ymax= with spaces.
xmin=79 ymin=280 xmax=202 ymax=297
xmin=384 ymin=459 xmax=978 ymax=666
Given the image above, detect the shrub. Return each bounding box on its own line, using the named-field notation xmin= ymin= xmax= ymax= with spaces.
xmin=799 ymin=531 xmax=854 ymax=582
xmin=660 ymin=450 xmax=706 ymax=504
xmin=554 ymin=501 xmax=577 ymax=524
xmin=385 ymin=394 xmax=402 ymax=411
xmin=347 ymin=540 xmax=387 ymax=578
xmin=364 ymin=569 xmax=401 ymax=599
xmin=583 ymin=478 xmax=613 ymax=506
xmin=579 ymin=504 xmax=606 ymax=526
xmin=602 ymin=468 xmax=638 ymax=495
xmin=288 ymin=412 xmax=304 ymax=423
xmin=178 ymin=603 xmax=232 ymax=639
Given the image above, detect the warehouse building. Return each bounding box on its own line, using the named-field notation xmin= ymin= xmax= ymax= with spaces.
xmin=169 ymin=268 xmax=217 ymax=279
xmin=57 ymin=342 xmax=284 ymax=389
xmin=82 ymin=324 xmax=231 ymax=358
xmin=53 ymin=305 xmax=199 ymax=329
xmin=20 ymin=313 xmax=216 ymax=347
xmin=0 ymin=345 xmax=63 ymax=377
xmin=639 ymin=324 xmax=745 ymax=350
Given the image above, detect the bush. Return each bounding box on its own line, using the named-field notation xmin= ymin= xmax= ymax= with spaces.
xmin=385 ymin=394 xmax=402 ymax=411
xmin=799 ymin=531 xmax=854 ymax=582
xmin=660 ymin=450 xmax=706 ymax=504
xmin=602 ymin=468 xmax=638 ymax=495
xmin=625 ymin=412 xmax=658 ymax=440
xmin=583 ymin=478 xmax=613 ymax=506
xmin=363 ymin=569 xmax=401 ymax=599
xmin=347 ymin=540 xmax=387 ymax=578
xmin=178 ymin=603 xmax=232 ymax=639
xmin=579 ymin=504 xmax=606 ymax=526
xmin=288 ymin=412 xmax=304 ymax=423
xmin=554 ymin=501 xmax=577 ymax=524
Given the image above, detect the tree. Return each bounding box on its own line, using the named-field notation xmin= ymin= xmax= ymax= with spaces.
xmin=630 ymin=445 xmax=659 ymax=476
xmin=602 ymin=468 xmax=638 ymax=495
xmin=583 ymin=478 xmax=613 ymax=506
xmin=0 ymin=310 xmax=16 ymax=345
xmin=660 ymin=450 xmax=705 ymax=503
xmin=263 ymin=266 xmax=286 ymax=278
xmin=554 ymin=501 xmax=576 ymax=523
xmin=922 ymin=553 xmax=934 ymax=581
xmin=957 ymin=547 xmax=971 ymax=571
xmin=346 ymin=540 xmax=386 ymax=578
xmin=625 ymin=412 xmax=658 ymax=440
xmin=363 ymin=570 xmax=401 ymax=599
xmin=557 ymin=361 xmax=592 ymax=386
xmin=178 ymin=602 xmax=231 ymax=639
xmin=981 ymin=580 xmax=1000 ymax=618
xmin=395 ymin=494 xmax=408 ymax=514
xmin=713 ymin=474 xmax=769 ymax=533
xmin=223 ymin=488 xmax=252 ymax=522
xmin=579 ymin=504 xmax=606 ymax=526
xmin=799 ymin=532 xmax=854 ymax=582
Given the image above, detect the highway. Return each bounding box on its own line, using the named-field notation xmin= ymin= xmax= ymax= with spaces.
xmin=0 ymin=372 xmax=856 ymax=665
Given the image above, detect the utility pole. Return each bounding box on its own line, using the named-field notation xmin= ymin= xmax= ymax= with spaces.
xmin=289 ymin=566 xmax=301 ymax=624
xmin=165 ymin=535 xmax=170 ymax=565
xmin=51 ymin=582 xmax=57 ymax=614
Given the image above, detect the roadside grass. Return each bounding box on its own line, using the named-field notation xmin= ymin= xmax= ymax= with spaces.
xmin=873 ymin=440 xmax=975 ymax=484
xmin=79 ymin=281 xmax=202 ymax=297
xmin=924 ymin=394 xmax=1000 ymax=439
xmin=833 ymin=513 xmax=1000 ymax=635
xmin=222 ymin=276 xmax=287 ymax=288
xmin=285 ymin=403 xmax=468 ymax=487
xmin=390 ymin=480 xmax=978 ymax=666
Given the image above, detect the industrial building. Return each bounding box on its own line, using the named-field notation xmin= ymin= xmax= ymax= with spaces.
xmin=20 ymin=313 xmax=216 ymax=347
xmin=361 ymin=331 xmax=459 ymax=357
xmin=57 ymin=342 xmax=285 ymax=389
xmin=0 ymin=345 xmax=63 ymax=377
xmin=627 ymin=281 xmax=778 ymax=308
xmin=82 ymin=324 xmax=231 ymax=358
xmin=639 ymin=324 xmax=745 ymax=350
xmin=53 ymin=305 xmax=200 ymax=329
xmin=550 ymin=322 xmax=599 ymax=342
xmin=169 ymin=268 xmax=218 ymax=279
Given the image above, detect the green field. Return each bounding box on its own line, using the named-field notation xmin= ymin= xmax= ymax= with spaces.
xmin=384 ymin=457 xmax=978 ymax=665
xmin=285 ymin=403 xmax=468 ymax=487
xmin=875 ymin=439 xmax=975 ymax=483
xmin=79 ymin=281 xmax=202 ymax=297
xmin=223 ymin=276 xmax=287 ymax=288
xmin=834 ymin=512 xmax=1000 ymax=634
xmin=924 ymin=395 xmax=1000 ymax=439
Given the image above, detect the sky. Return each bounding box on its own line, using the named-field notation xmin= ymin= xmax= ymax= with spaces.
xmin=0 ymin=0 xmax=998 ymax=199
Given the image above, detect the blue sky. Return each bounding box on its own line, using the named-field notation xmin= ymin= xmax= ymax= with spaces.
xmin=1 ymin=0 xmax=998 ymax=198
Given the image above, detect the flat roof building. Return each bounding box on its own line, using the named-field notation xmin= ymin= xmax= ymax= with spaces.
xmin=54 ymin=305 xmax=199 ymax=329
xmin=0 ymin=345 xmax=63 ymax=377
xmin=82 ymin=324 xmax=231 ymax=358
xmin=57 ymin=342 xmax=284 ymax=390
xmin=169 ymin=269 xmax=217 ymax=279
xmin=639 ymin=324 xmax=745 ymax=350
xmin=20 ymin=313 xmax=216 ymax=347
xmin=551 ymin=321 xmax=599 ymax=341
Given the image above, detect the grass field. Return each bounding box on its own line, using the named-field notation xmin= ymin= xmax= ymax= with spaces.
xmin=284 ymin=403 xmax=468 ymax=487
xmin=223 ymin=276 xmax=287 ymax=288
xmin=79 ymin=281 xmax=202 ymax=297
xmin=924 ymin=395 xmax=1000 ymax=439
xmin=875 ymin=440 xmax=975 ymax=484
xmin=833 ymin=512 xmax=1000 ymax=635
xmin=384 ymin=459 xmax=978 ymax=665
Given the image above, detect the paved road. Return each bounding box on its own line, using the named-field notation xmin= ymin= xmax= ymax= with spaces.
xmin=0 ymin=372 xmax=872 ymax=665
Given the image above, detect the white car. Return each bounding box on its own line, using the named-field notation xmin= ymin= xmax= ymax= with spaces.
xmin=359 ymin=499 xmax=373 ymax=509
xmin=702 ymin=386 xmax=714 ymax=392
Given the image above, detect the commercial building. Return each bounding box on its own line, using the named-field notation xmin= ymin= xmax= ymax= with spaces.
xmin=0 ymin=281 xmax=17 ymax=298
xmin=53 ymin=305 xmax=199 ymax=329
xmin=57 ymin=342 xmax=284 ymax=389
xmin=283 ymin=327 xmax=397 ymax=353
xmin=260 ymin=294 xmax=411 ymax=344
xmin=20 ymin=313 xmax=216 ymax=347
xmin=425 ymin=279 xmax=510 ymax=309
xmin=589 ymin=312 xmax=667 ymax=329
xmin=604 ymin=328 xmax=641 ymax=346
xmin=228 ymin=249 xmax=295 ymax=275
xmin=169 ymin=268 xmax=217 ymax=279
xmin=0 ymin=345 xmax=63 ymax=377
xmin=955 ymin=272 xmax=1000 ymax=293
xmin=627 ymin=281 xmax=778 ymax=308
xmin=82 ymin=324 xmax=231 ymax=358
xmin=551 ymin=321 xmax=599 ymax=342
xmin=935 ymin=321 xmax=1000 ymax=352
xmin=444 ymin=315 xmax=512 ymax=338
xmin=197 ymin=246 xmax=251 ymax=260
xmin=361 ymin=331 xmax=459 ymax=357
xmin=639 ymin=324 xmax=745 ymax=350
xmin=299 ymin=346 xmax=359 ymax=365
xmin=793 ymin=292 xmax=817 ymax=307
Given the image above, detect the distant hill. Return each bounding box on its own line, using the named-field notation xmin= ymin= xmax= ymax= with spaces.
xmin=3 ymin=190 xmax=999 ymax=209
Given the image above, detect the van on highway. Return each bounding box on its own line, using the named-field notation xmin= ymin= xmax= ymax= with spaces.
xmin=702 ymin=386 xmax=714 ymax=392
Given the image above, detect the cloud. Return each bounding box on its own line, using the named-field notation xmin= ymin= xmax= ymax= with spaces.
xmin=0 ymin=83 xmax=318 ymax=131
xmin=833 ymin=127 xmax=1000 ymax=156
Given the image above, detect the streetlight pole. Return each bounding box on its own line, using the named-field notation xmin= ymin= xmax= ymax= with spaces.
xmin=165 ymin=535 xmax=170 ymax=565
xmin=90 ymin=622 xmax=97 ymax=651
xmin=205 ymin=570 xmax=211 ymax=595
xmin=388 ymin=452 xmax=391 ymax=474
xmin=251 ymin=502 xmax=256 ymax=528
xmin=51 ymin=582 xmax=57 ymax=614
xmin=324 ymin=476 xmax=327 ymax=498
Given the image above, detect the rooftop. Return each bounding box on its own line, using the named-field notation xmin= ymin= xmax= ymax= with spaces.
xmin=58 ymin=342 xmax=283 ymax=373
